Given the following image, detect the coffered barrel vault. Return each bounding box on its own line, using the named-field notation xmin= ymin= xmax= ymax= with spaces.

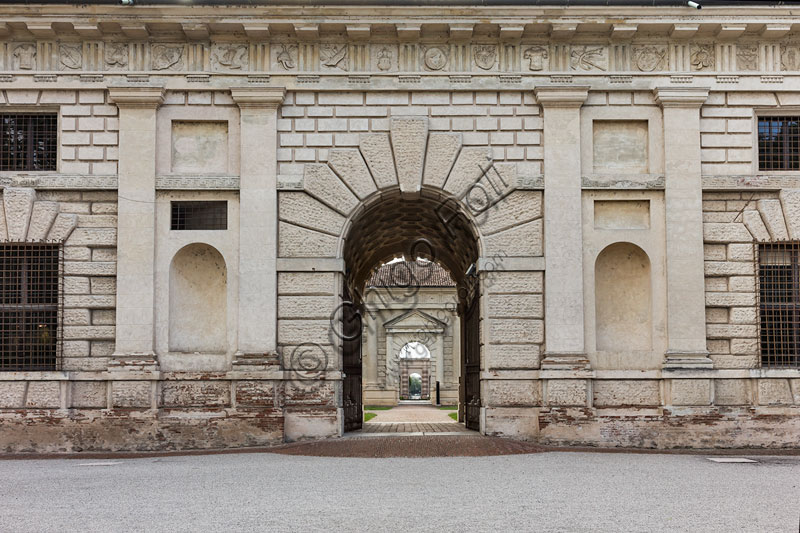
xmin=0 ymin=2 xmax=799 ymax=452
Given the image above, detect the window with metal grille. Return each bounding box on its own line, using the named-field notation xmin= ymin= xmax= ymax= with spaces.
xmin=758 ymin=116 xmax=800 ymax=171
xmin=758 ymin=242 xmax=800 ymax=368
xmin=170 ymin=201 xmax=227 ymax=230
xmin=0 ymin=114 xmax=58 ymax=172
xmin=0 ymin=243 xmax=62 ymax=371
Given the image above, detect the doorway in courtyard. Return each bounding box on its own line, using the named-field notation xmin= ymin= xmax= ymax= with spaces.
xmin=339 ymin=190 xmax=483 ymax=434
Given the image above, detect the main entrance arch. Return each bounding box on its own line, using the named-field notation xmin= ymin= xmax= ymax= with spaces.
xmin=276 ymin=116 xmax=544 ymax=440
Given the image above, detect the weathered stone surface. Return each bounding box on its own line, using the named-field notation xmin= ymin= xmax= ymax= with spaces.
xmin=0 ymin=198 xmax=7 ymax=240
xmin=278 ymin=222 xmax=338 ymax=257
xmin=3 ymin=187 xmax=36 ymax=241
xmin=71 ymin=382 xmax=107 ymax=408
xmin=64 ymin=325 xmax=116 ymax=340
xmin=0 ymin=382 xmax=26 ymax=408
xmin=112 ymin=381 xmax=152 ymax=408
xmin=391 ymin=116 xmax=428 ymax=194
xmin=277 ymin=295 xmax=335 ymax=319
xmin=742 ymin=210 xmax=770 ymax=242
xmin=486 ymin=380 xmax=541 ymax=407
xmin=47 ymin=213 xmax=79 ymax=242
xmin=489 ymin=318 xmax=543 ymax=344
xmin=484 ymin=344 xmax=541 ymax=369
xmin=779 ymin=189 xmax=800 ymax=240
xmin=65 ymin=227 xmax=117 ymax=247
xmin=594 ymin=380 xmax=660 ymax=407
xmin=284 ymin=381 xmax=336 ymax=406
xmin=26 ymin=382 xmax=61 ymax=408
xmin=422 ymin=133 xmax=462 ymax=189
xmin=485 ymin=271 xmax=543 ymax=293
xmin=757 ymin=199 xmax=789 ymax=240
xmin=328 ymin=149 xmax=377 ymax=199
xmin=671 ymin=379 xmax=711 ymax=406
xmin=278 ymin=272 xmax=335 ymax=295
xmin=64 ymin=262 xmax=116 ymax=276
xmin=705 ymin=292 xmax=756 ymax=307
xmin=235 ymin=380 xmax=275 ymax=406
xmin=303 ymin=163 xmax=359 ymax=216
xmin=703 ymin=223 xmax=753 ymax=243
xmin=484 ymin=219 xmax=542 ymax=257
xmin=704 ymin=261 xmax=754 ymax=276
xmin=476 ymin=190 xmax=542 ymax=236
xmin=706 ymin=323 xmax=757 ymax=338
xmin=758 ymin=379 xmax=794 ymax=405
xmin=714 ymin=379 xmax=750 ymax=405
xmin=279 ymin=192 xmax=345 ymax=235
xmin=546 ymin=380 xmax=587 ymax=406
xmin=161 ymin=381 xmax=230 ymax=408
xmin=277 ymin=319 xmax=332 ymax=345
xmin=487 ymin=294 xmax=543 ymax=318
xmin=27 ymin=201 xmax=59 ymax=241
xmin=359 ymin=133 xmax=397 ymax=189
xmin=443 ymin=146 xmax=492 ymax=198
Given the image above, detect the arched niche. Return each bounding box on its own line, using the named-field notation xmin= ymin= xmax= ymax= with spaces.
xmin=169 ymin=243 xmax=227 ymax=353
xmin=595 ymin=242 xmax=652 ymax=352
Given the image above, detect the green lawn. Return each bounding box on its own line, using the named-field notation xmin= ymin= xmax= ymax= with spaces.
xmin=364 ymin=412 xmax=377 ymax=422
xmin=438 ymin=405 xmax=458 ymax=410
xmin=364 ymin=406 xmax=393 ymax=411
xmin=448 ymin=412 xmax=458 ymax=421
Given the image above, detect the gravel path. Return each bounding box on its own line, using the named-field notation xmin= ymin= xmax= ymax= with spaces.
xmin=1 ymin=450 xmax=798 ymax=532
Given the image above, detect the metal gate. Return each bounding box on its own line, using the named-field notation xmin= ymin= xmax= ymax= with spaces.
xmin=462 ymin=294 xmax=481 ymax=431
xmin=341 ymin=289 xmax=363 ymax=432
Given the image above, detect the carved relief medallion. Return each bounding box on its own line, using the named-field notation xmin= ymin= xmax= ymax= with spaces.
xmin=570 ymin=45 xmax=607 ymax=71
xmin=423 ymin=46 xmax=449 ymax=71
xmin=152 ymin=44 xmax=184 ymax=71
xmin=632 ymin=45 xmax=666 ymax=72
xmin=736 ymin=44 xmax=758 ymax=71
xmin=523 ymin=46 xmax=548 ymax=71
xmin=59 ymin=43 xmax=82 ymax=70
xmin=104 ymin=43 xmax=129 ymax=70
xmin=275 ymin=44 xmax=297 ymax=70
xmin=12 ymin=44 xmax=36 ymax=70
xmin=473 ymin=45 xmax=497 ymax=70
xmin=320 ymin=44 xmax=348 ymax=71
xmin=210 ymin=44 xmax=248 ymax=71
xmin=690 ymin=44 xmax=715 ymax=71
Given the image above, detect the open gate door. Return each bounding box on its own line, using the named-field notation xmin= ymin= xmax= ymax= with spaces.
xmin=341 ymin=289 xmax=363 ymax=432
xmin=462 ymin=294 xmax=481 ymax=431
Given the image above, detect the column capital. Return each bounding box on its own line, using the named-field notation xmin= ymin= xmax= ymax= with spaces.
xmin=107 ymin=85 xmax=165 ymax=108
xmin=653 ymin=87 xmax=710 ymax=108
xmin=533 ymin=85 xmax=590 ymax=108
xmin=230 ymin=86 xmax=286 ymax=109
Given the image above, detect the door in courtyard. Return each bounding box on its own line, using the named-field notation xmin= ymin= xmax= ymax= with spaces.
xmin=342 ymin=286 xmax=363 ymax=432
xmin=462 ymin=293 xmax=481 ymax=431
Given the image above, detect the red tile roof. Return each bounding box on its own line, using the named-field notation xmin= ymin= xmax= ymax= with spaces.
xmin=367 ymin=259 xmax=455 ymax=288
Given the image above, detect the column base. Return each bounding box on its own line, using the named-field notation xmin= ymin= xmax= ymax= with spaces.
xmin=540 ymin=352 xmax=592 ymax=371
xmin=663 ymin=350 xmax=714 ymax=370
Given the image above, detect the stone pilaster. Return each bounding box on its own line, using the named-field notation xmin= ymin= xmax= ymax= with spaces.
xmin=535 ymin=86 xmax=590 ymax=370
xmin=108 ymin=85 xmax=164 ymax=365
xmin=231 ymin=87 xmax=286 ymax=358
xmin=654 ymin=87 xmax=714 ymax=370
xmin=364 ymin=310 xmax=379 ymax=386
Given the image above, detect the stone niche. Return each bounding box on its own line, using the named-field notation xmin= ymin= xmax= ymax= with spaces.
xmin=171 ymin=121 xmax=229 ymax=174
xmin=592 ymin=120 xmax=649 ymax=174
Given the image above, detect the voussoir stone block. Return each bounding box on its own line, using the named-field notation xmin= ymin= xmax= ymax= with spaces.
xmin=422 ymin=133 xmax=462 ymax=189
xmin=359 ymin=133 xmax=398 ymax=189
xmin=779 ymin=189 xmax=800 ymax=240
xmin=742 ymin=210 xmax=770 ymax=242
xmin=757 ymin=199 xmax=789 ymax=240
xmin=278 ymin=222 xmax=338 ymax=258
xmin=477 ymin=190 xmax=542 ymax=236
xmin=302 ymin=163 xmax=358 ymax=216
xmin=328 ymin=149 xmax=377 ymax=199
xmin=47 ymin=213 xmax=79 ymax=243
xmin=26 ymin=201 xmax=59 ymax=241
xmin=391 ymin=116 xmax=428 ymax=194
xmin=279 ymin=192 xmax=346 ymax=235
xmin=3 ymin=187 xmax=36 ymax=241
xmin=443 ymin=146 xmax=493 ymax=198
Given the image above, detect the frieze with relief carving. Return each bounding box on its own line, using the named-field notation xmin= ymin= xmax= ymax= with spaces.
xmin=4 ymin=39 xmax=800 ymax=75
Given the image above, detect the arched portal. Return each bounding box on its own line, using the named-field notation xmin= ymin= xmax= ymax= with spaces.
xmin=340 ymin=188 xmax=482 ymax=431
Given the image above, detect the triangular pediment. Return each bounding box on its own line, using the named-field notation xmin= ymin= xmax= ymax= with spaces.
xmin=384 ymin=309 xmax=446 ymax=331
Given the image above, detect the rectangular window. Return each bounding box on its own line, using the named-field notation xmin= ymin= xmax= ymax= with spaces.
xmin=0 ymin=243 xmax=62 ymax=371
xmin=0 ymin=113 xmax=58 ymax=171
xmin=758 ymin=242 xmax=800 ymax=368
xmin=758 ymin=116 xmax=800 ymax=171
xmin=170 ymin=201 xmax=227 ymax=230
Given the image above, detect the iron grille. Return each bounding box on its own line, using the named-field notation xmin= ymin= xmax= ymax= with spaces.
xmin=0 ymin=114 xmax=58 ymax=172
xmin=0 ymin=243 xmax=63 ymax=371
xmin=170 ymin=201 xmax=227 ymax=230
xmin=758 ymin=242 xmax=800 ymax=368
xmin=758 ymin=116 xmax=800 ymax=171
